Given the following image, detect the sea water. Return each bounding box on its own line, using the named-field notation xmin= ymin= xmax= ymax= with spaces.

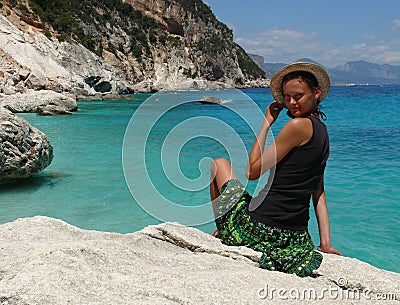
xmin=0 ymin=86 xmax=399 ymax=273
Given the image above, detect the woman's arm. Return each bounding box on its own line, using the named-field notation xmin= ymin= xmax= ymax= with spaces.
xmin=245 ymin=102 xmax=278 ymax=180
xmin=313 ymin=175 xmax=342 ymax=255
xmin=246 ymin=102 xmax=313 ymax=180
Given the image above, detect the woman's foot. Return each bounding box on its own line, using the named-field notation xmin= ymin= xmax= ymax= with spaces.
xmin=210 ymin=229 xmax=221 ymax=238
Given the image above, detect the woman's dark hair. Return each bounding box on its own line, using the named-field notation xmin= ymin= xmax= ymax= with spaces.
xmin=281 ymin=71 xmax=327 ymax=120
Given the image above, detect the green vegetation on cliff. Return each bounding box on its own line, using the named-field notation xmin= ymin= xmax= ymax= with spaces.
xmin=5 ymin=0 xmax=265 ymax=84
xmin=175 ymin=0 xmax=215 ymax=23
xmin=23 ymin=0 xmax=159 ymax=58
xmin=236 ymin=45 xmax=265 ymax=79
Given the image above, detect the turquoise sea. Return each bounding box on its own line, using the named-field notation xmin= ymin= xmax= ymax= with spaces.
xmin=1 ymin=86 xmax=399 ymax=273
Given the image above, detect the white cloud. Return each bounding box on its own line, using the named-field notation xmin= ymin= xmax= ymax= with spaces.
xmin=236 ymin=28 xmax=320 ymax=59
xmin=376 ymin=51 xmax=400 ymax=64
xmin=261 ymin=28 xmax=318 ymax=40
xmin=321 ymin=44 xmax=400 ymax=66
xmin=235 ymin=37 xmax=262 ymax=46
xmin=384 ymin=37 xmax=400 ymax=47
xmin=234 ymin=27 xmax=400 ymax=67
xmin=235 ymin=28 xmax=328 ymax=65
xmin=363 ymin=34 xmax=376 ymax=40
xmin=392 ymin=19 xmax=400 ymax=29
xmin=257 ymin=28 xmax=318 ymax=49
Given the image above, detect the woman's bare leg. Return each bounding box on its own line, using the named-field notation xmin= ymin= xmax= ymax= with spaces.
xmin=210 ymin=158 xmax=238 ymax=217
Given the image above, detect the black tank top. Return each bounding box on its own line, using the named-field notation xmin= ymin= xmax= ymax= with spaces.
xmin=247 ymin=116 xmax=329 ymax=230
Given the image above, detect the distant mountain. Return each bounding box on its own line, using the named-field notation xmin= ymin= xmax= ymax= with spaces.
xmin=263 ymin=59 xmax=400 ymax=85
xmin=263 ymin=62 xmax=286 ymax=78
xmin=263 ymin=58 xmax=324 ymax=78
xmin=296 ymin=58 xmax=323 ymax=66
xmin=329 ymin=60 xmax=400 ymax=85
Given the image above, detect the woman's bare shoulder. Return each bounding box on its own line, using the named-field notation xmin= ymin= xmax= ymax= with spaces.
xmin=283 ymin=117 xmax=312 ymax=130
xmin=278 ymin=118 xmax=313 ymax=145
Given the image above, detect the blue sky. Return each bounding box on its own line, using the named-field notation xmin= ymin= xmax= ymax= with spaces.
xmin=203 ymin=0 xmax=400 ymax=67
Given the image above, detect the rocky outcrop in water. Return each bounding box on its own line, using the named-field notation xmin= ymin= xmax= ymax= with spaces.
xmin=0 ymin=109 xmax=53 ymax=185
xmin=0 ymin=89 xmax=77 ymax=115
xmin=0 ymin=216 xmax=398 ymax=304
xmin=199 ymin=96 xmax=222 ymax=104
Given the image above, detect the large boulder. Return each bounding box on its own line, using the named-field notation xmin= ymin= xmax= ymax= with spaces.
xmin=0 ymin=89 xmax=77 ymax=115
xmin=0 ymin=216 xmax=397 ymax=304
xmin=0 ymin=110 xmax=53 ymax=185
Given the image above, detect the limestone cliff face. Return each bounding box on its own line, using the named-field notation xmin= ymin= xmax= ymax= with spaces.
xmin=0 ymin=0 xmax=267 ymax=95
xmin=122 ymin=0 xmax=266 ymax=88
xmin=249 ymin=54 xmax=265 ymax=70
xmin=0 ymin=12 xmax=132 ymax=97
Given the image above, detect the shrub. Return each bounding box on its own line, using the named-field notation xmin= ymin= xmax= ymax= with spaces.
xmin=44 ymin=30 xmax=51 ymax=38
xmin=17 ymin=4 xmax=29 ymax=13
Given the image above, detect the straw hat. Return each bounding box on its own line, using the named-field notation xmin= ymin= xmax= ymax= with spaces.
xmin=270 ymin=62 xmax=330 ymax=103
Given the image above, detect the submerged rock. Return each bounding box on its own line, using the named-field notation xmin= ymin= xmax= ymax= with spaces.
xmin=0 ymin=216 xmax=397 ymax=304
xmin=199 ymin=96 xmax=223 ymax=104
xmin=0 ymin=110 xmax=53 ymax=184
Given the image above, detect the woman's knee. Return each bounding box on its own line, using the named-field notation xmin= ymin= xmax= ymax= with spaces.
xmin=211 ymin=158 xmax=238 ymax=182
xmin=211 ymin=158 xmax=231 ymax=168
xmin=210 ymin=158 xmax=231 ymax=173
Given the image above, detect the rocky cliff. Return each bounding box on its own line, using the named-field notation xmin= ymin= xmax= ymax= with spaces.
xmin=249 ymin=53 xmax=265 ymax=70
xmin=0 ymin=0 xmax=267 ymax=96
xmin=0 ymin=216 xmax=398 ymax=304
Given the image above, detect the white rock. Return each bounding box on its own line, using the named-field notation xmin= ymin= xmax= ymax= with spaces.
xmin=0 ymin=216 xmax=397 ymax=304
xmin=0 ymin=89 xmax=77 ymax=114
xmin=1 ymin=85 xmax=15 ymax=95
xmin=18 ymin=68 xmax=30 ymax=80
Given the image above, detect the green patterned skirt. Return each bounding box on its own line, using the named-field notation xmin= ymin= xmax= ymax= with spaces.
xmin=215 ymin=179 xmax=322 ymax=277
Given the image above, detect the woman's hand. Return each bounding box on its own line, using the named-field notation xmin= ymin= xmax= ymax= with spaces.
xmin=317 ymin=245 xmax=343 ymax=256
xmin=265 ymin=101 xmax=285 ymax=124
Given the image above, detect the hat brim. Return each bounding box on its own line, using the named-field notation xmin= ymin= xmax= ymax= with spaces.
xmin=270 ymin=62 xmax=330 ymax=103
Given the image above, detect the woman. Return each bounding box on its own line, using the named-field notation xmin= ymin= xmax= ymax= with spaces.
xmin=210 ymin=62 xmax=341 ymax=277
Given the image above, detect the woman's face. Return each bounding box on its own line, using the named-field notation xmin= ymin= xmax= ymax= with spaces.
xmin=282 ymin=78 xmax=321 ymax=118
